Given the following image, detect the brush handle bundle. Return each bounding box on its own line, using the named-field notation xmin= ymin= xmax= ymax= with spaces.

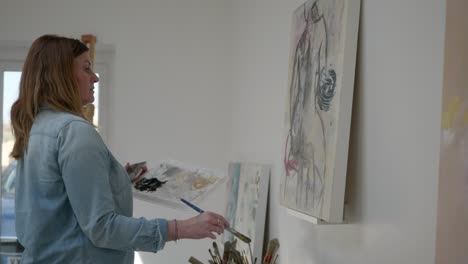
xmin=189 ymin=238 xmax=280 ymax=264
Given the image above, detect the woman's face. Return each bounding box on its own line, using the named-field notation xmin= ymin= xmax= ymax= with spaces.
xmin=73 ymin=51 xmax=99 ymax=105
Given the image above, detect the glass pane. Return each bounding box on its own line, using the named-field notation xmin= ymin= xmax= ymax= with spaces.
xmin=1 ymin=71 xmax=20 ymax=240
xmin=2 ymin=72 xmax=20 ymax=168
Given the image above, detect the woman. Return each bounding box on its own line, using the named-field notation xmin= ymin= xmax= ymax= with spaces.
xmin=10 ymin=35 xmax=228 ymax=264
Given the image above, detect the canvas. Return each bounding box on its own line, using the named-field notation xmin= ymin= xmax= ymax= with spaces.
xmin=224 ymin=162 xmax=270 ymax=262
xmin=280 ymin=0 xmax=360 ymax=222
xmin=435 ymin=0 xmax=468 ymax=263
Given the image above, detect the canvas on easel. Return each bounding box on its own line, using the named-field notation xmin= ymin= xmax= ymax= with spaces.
xmin=223 ymin=162 xmax=270 ymax=262
xmin=280 ymin=0 xmax=360 ymax=223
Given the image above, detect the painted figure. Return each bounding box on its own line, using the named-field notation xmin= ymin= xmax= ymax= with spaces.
xmin=283 ymin=0 xmax=337 ymax=211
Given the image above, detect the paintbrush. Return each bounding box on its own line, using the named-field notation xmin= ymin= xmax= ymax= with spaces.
xmin=180 ymin=198 xmax=252 ymax=243
xmin=272 ymin=254 xmax=279 ymax=264
xmin=242 ymin=250 xmax=249 ymax=264
xmin=213 ymin=242 xmax=222 ymax=263
xmin=208 ymin=249 xmax=218 ymax=264
xmin=248 ymin=242 xmax=254 ymax=264
xmin=262 ymin=239 xmax=279 ymax=264
xmin=270 ymin=240 xmax=280 ymax=263
xmin=224 ymin=226 xmax=251 ymax=244
xmin=188 ymin=256 xmax=205 ymax=264
xmin=232 ymin=249 xmax=243 ymax=264
xmin=222 ymin=241 xmax=232 ymax=263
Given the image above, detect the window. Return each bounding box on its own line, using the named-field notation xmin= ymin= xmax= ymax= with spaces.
xmin=1 ymin=71 xmax=20 ymax=242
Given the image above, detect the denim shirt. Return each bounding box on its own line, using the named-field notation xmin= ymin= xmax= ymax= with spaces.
xmin=15 ymin=107 xmax=168 ymax=264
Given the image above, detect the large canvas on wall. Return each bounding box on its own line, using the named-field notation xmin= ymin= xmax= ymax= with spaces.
xmin=435 ymin=0 xmax=468 ymax=263
xmin=280 ymin=0 xmax=360 ymax=222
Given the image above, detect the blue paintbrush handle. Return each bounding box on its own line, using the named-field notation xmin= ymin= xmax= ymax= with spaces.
xmin=180 ymin=198 xmax=204 ymax=213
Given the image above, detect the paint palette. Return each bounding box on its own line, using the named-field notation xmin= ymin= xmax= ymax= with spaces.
xmin=133 ymin=160 xmax=224 ymax=209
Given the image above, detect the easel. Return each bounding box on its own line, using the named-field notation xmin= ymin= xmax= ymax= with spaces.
xmin=81 ymin=34 xmax=96 ymax=123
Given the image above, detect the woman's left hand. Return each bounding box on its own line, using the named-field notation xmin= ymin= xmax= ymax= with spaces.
xmin=125 ymin=162 xmax=148 ymax=182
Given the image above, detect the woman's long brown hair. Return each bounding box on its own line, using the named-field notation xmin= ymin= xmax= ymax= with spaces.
xmin=10 ymin=35 xmax=89 ymax=159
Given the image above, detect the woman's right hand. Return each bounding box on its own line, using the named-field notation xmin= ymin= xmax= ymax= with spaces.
xmin=177 ymin=211 xmax=230 ymax=240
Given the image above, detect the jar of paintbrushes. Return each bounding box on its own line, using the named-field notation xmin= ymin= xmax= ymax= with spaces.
xmin=188 ymin=238 xmax=279 ymax=264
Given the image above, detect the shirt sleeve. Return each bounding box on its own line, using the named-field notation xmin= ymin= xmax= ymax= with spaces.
xmin=56 ymin=119 xmax=168 ymax=252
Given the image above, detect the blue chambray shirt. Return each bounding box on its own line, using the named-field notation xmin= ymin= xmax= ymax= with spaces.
xmin=15 ymin=107 xmax=168 ymax=264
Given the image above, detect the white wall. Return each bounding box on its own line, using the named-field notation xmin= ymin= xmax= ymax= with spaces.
xmin=0 ymin=0 xmax=448 ymax=263
xmin=0 ymin=0 xmax=233 ymax=168
xmin=228 ymin=0 xmax=445 ymax=264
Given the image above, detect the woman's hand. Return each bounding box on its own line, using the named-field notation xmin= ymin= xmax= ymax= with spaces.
xmin=176 ymin=212 xmax=230 ymax=240
xmin=125 ymin=162 xmax=148 ymax=183
xmin=125 ymin=162 xmax=148 ymax=174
